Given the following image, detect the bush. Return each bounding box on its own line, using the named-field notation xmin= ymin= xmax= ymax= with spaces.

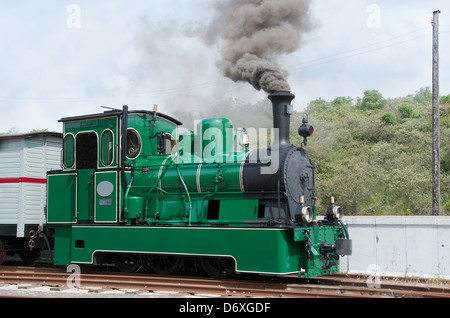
xmin=440 ymin=94 xmax=450 ymax=104
xmin=381 ymin=112 xmax=397 ymax=125
xmin=443 ymin=151 xmax=450 ymax=173
xmin=398 ymin=104 xmax=420 ymax=119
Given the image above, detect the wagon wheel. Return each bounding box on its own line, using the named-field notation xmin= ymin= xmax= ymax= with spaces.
xmin=19 ymin=248 xmax=42 ymax=263
xmin=200 ymin=257 xmax=235 ymax=279
xmin=113 ymin=254 xmax=142 ymax=273
xmin=143 ymin=255 xmax=183 ymax=275
xmin=0 ymin=239 xmax=6 ymax=265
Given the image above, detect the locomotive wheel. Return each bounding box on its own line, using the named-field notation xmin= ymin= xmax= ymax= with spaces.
xmin=143 ymin=255 xmax=183 ymax=275
xmin=200 ymin=257 xmax=235 ymax=279
xmin=0 ymin=239 xmax=5 ymax=265
xmin=113 ymin=254 xmax=142 ymax=273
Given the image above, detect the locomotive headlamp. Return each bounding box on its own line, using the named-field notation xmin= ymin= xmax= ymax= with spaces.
xmin=296 ymin=197 xmax=314 ymax=224
xmin=326 ymin=196 xmax=344 ymax=222
xmin=332 ymin=206 xmax=343 ymax=221
xmin=298 ymin=117 xmax=314 ymax=138
xmin=298 ymin=116 xmax=314 ymax=147
xmin=301 ymin=206 xmax=314 ymax=224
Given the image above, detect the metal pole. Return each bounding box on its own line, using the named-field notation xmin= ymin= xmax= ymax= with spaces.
xmin=432 ymin=10 xmax=441 ymax=216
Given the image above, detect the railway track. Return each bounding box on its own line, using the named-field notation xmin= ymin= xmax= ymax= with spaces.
xmin=0 ymin=265 xmax=449 ymax=298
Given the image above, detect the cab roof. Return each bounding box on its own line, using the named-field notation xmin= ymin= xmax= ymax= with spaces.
xmin=58 ymin=110 xmax=183 ymax=126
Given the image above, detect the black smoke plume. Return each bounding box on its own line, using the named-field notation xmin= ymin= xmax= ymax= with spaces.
xmin=203 ymin=0 xmax=313 ymax=93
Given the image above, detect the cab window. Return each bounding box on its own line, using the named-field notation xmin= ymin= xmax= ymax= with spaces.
xmin=101 ymin=130 xmax=114 ymax=166
xmin=127 ymin=129 xmax=141 ymax=159
xmin=76 ymin=132 xmax=98 ymax=169
xmin=63 ymin=134 xmax=74 ymax=168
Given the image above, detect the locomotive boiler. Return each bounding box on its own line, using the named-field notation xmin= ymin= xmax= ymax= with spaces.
xmin=47 ymin=91 xmax=352 ymax=278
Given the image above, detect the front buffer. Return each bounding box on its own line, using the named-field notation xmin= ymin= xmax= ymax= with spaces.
xmin=294 ymin=225 xmax=352 ymax=278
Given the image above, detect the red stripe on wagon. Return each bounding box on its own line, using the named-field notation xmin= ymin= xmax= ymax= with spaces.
xmin=0 ymin=177 xmax=47 ymax=184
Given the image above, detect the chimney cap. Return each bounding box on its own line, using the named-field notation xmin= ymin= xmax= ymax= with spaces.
xmin=268 ymin=90 xmax=295 ymax=99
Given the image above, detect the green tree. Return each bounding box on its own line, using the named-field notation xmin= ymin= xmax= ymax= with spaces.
xmin=360 ymin=90 xmax=387 ymax=111
xmin=332 ymin=96 xmax=354 ymax=106
xmin=0 ymin=128 xmax=19 ymax=135
xmin=414 ymin=87 xmax=432 ymax=103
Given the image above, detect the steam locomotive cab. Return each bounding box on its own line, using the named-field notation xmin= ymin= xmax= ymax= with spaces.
xmin=47 ymin=92 xmax=351 ymax=278
xmin=48 ymin=110 xmax=181 ymax=225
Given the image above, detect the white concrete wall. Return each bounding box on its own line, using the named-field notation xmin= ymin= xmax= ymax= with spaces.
xmin=340 ymin=216 xmax=450 ymax=279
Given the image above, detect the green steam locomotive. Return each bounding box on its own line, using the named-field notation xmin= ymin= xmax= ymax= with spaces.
xmin=47 ymin=91 xmax=351 ymax=278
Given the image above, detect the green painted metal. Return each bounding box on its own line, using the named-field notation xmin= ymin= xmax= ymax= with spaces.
xmin=77 ymin=170 xmax=93 ymax=222
xmin=158 ymin=162 xmax=243 ymax=194
xmin=195 ymin=118 xmax=234 ymax=161
xmin=53 ymin=227 xmax=72 ymax=265
xmin=159 ymin=162 xmax=200 ymax=193
xmin=94 ymin=171 xmax=118 ymax=223
xmin=51 ymin=223 xmax=342 ymax=277
xmin=197 ymin=163 xmax=242 ymax=193
xmin=47 ymin=173 xmax=77 ymax=223
xmin=293 ymin=226 xmax=344 ymax=278
xmin=64 ymin=116 xmax=118 ymax=170
xmin=179 ymin=131 xmax=195 ymax=157
xmin=218 ymin=200 xmax=258 ymax=221
xmin=53 ymin=225 xmax=342 ymax=277
xmin=68 ymin=226 xmax=302 ymax=275
xmin=126 ymin=196 xmax=144 ymax=218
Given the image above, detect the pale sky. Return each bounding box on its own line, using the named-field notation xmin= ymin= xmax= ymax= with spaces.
xmin=0 ymin=0 xmax=448 ymax=133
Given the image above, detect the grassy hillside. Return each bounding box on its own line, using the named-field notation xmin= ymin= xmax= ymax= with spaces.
xmin=291 ymin=88 xmax=450 ymax=216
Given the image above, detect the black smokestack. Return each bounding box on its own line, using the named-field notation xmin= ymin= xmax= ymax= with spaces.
xmin=268 ymin=91 xmax=295 ymax=149
xmin=203 ymin=0 xmax=314 ymax=94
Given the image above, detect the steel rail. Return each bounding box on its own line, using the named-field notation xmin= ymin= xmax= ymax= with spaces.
xmin=0 ymin=266 xmax=449 ymax=298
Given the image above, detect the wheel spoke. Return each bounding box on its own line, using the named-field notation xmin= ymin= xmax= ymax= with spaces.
xmin=144 ymin=255 xmax=183 ymax=275
xmin=114 ymin=254 xmax=142 ymax=273
xmin=201 ymin=257 xmax=235 ymax=279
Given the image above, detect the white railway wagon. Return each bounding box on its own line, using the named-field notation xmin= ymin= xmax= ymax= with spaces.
xmin=0 ymin=132 xmax=62 ymax=263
